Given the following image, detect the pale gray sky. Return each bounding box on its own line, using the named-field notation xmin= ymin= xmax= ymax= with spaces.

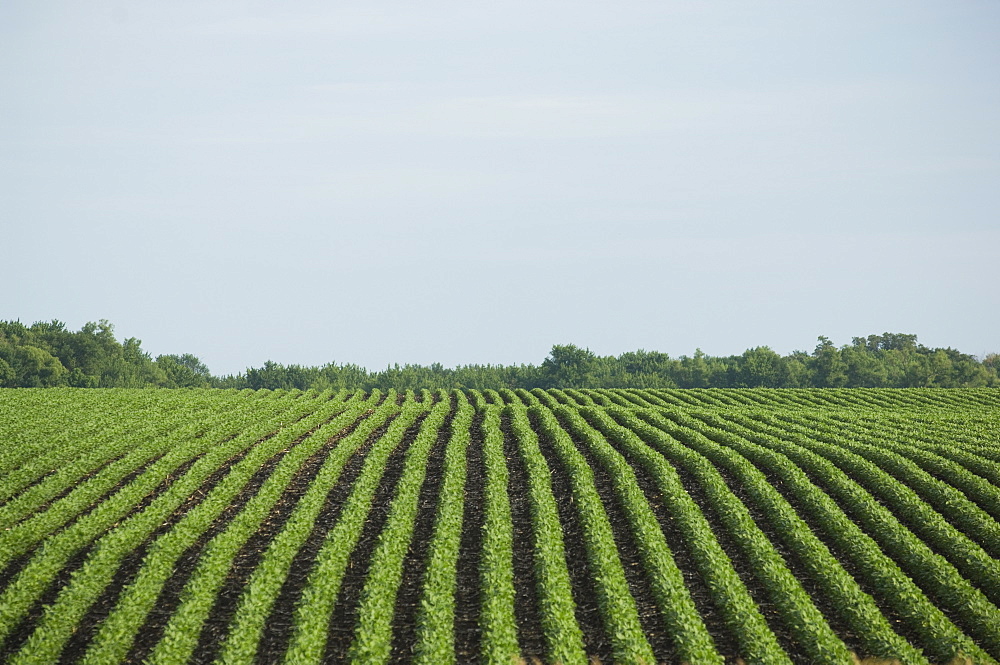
xmin=4 ymin=1 xmax=999 ymax=375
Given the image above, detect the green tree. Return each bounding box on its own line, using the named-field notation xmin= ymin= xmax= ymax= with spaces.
xmin=6 ymin=345 xmax=68 ymax=387
xmin=540 ymin=344 xmax=599 ymax=387
xmin=812 ymin=336 xmax=847 ymax=387
xmin=66 ymin=367 xmax=99 ymax=388
xmin=675 ymin=349 xmax=707 ymax=388
xmin=0 ymin=355 xmax=16 ymax=387
xmin=738 ymin=346 xmax=784 ymax=387
xmin=982 ymin=353 xmax=1000 ymax=386
xmin=842 ymin=345 xmax=888 ymax=387
xmin=783 ymin=351 xmax=812 ymax=387
xmin=156 ymin=354 xmax=212 ymax=388
xmin=852 ymin=332 xmax=918 ymax=353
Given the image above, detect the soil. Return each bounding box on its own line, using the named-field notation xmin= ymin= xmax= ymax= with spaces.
xmin=528 ymin=410 xmax=611 ymax=663
xmin=317 ymin=415 xmax=426 ymax=663
xmin=554 ymin=411 xmax=677 ymax=664
xmin=389 ymin=397 xmax=454 ymax=663
xmin=500 ymin=410 xmax=547 ymax=660
xmin=452 ymin=410 xmax=486 ymax=662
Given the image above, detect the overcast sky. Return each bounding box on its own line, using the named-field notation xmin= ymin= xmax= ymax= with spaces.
xmin=3 ymin=1 xmax=998 ymax=375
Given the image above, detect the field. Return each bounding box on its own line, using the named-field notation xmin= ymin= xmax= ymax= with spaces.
xmin=1 ymin=388 xmax=999 ymax=665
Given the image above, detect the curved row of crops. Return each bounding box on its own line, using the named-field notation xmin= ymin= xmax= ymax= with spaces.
xmin=1 ymin=388 xmax=997 ymax=664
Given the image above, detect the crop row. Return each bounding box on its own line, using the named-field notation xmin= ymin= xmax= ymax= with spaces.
xmin=1 ymin=390 xmax=360 ymax=662
xmin=646 ymin=409 xmax=995 ymax=664
xmin=1 ymin=389 xmax=998 ymax=664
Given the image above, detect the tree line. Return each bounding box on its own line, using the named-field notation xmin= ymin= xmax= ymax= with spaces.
xmin=1 ymin=319 xmax=997 ymax=390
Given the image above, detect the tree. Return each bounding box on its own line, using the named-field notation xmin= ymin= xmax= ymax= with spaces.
xmin=66 ymin=367 xmax=98 ymax=388
xmin=812 ymin=336 xmax=847 ymax=387
xmin=784 ymin=351 xmax=812 ymax=387
xmin=738 ymin=346 xmax=784 ymax=387
xmin=982 ymin=354 xmax=1000 ymax=386
xmin=610 ymin=350 xmax=677 ymax=388
xmin=0 ymin=356 xmax=16 ymax=387
xmin=156 ymin=354 xmax=212 ymax=388
xmin=1 ymin=318 xmax=996 ymax=390
xmin=6 ymin=345 xmax=67 ymax=387
xmin=540 ymin=344 xmax=599 ymax=387
xmin=676 ymin=349 xmax=713 ymax=388
xmin=853 ymin=333 xmax=919 ymax=353
xmin=842 ymin=345 xmax=888 ymax=387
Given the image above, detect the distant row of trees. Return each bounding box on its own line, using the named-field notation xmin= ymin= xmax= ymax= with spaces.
xmin=0 ymin=320 xmax=211 ymax=389
xmin=1 ymin=320 xmax=997 ymax=390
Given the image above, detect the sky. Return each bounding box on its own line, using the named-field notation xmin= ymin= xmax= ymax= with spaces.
xmin=3 ymin=1 xmax=999 ymax=375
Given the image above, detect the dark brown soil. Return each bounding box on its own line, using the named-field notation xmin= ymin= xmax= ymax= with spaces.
xmin=500 ymin=410 xmax=546 ymax=660
xmin=58 ymin=544 xmax=148 ymax=665
xmin=124 ymin=409 xmax=368 ymax=664
xmin=586 ymin=411 xmax=741 ymax=661
xmin=389 ymin=398 xmax=455 ymax=663
xmin=453 ymin=410 xmax=486 ymax=662
xmin=728 ymin=443 xmax=968 ymax=664
xmin=254 ymin=415 xmax=389 ymax=660
xmin=527 ymin=410 xmax=611 ymax=663
xmin=552 ymin=410 xmax=677 ymax=664
xmin=318 ymin=415 xmax=426 ymax=663
xmin=2 ymin=547 xmax=93 ymax=658
xmin=643 ymin=416 xmax=822 ymax=664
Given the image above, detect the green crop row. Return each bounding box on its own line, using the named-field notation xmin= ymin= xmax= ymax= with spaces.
xmin=0 ymin=389 xmax=177 ymax=479
xmin=0 ymin=391 xmax=274 ymax=554
xmin=530 ymin=405 xmax=655 ymax=664
xmin=215 ymin=391 xmax=413 ymax=665
xmin=0 ymin=389 xmax=222 ymax=505
xmin=1 ymin=388 xmax=997 ymax=663
xmin=84 ymin=391 xmax=379 ymax=665
xmin=601 ymin=407 xmax=928 ymax=664
xmin=275 ymin=397 xmax=428 ymax=664
xmin=600 ymin=407 xmax=851 ymax=664
xmin=683 ymin=411 xmax=1000 ymax=661
xmin=0 ymin=389 xmax=313 ymax=647
xmin=623 ymin=409 xmax=859 ymax=662
xmin=414 ymin=393 xmax=473 ymax=665
xmin=348 ymin=394 xmax=453 ymax=664
xmin=506 ymin=406 xmax=587 ymax=665
xmin=650 ymin=410 xmax=994 ymax=664
xmin=786 ymin=410 xmax=1000 ymax=528
xmin=476 ymin=404 xmax=519 ymax=664
xmin=0 ymin=389 xmax=341 ymax=660
xmin=723 ymin=410 xmax=1000 ymax=586
xmin=551 ymin=405 xmax=722 ymax=664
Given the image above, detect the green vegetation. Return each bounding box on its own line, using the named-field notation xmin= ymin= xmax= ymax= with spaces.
xmin=1 ymin=388 xmax=998 ymax=664
xmin=2 ymin=319 xmax=998 ymax=389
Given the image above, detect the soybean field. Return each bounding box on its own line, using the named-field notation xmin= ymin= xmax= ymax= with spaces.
xmin=1 ymin=387 xmax=999 ymax=664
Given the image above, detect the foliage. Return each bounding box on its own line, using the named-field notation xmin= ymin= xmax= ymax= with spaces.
xmin=1 ymin=319 xmax=997 ymax=389
xmin=235 ymin=336 xmax=999 ymax=390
